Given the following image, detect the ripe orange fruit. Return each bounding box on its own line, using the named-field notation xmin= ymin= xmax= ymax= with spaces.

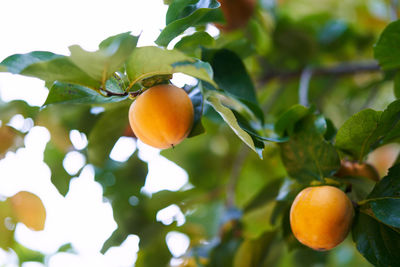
xmin=217 ymin=0 xmax=257 ymax=31
xmin=290 ymin=186 xmax=353 ymax=251
xmin=128 ymin=84 xmax=194 ymax=149
xmin=10 ymin=191 xmax=46 ymax=231
xmin=335 ymin=160 xmax=380 ymax=182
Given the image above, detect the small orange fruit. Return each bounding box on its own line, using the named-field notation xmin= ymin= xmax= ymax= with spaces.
xmin=10 ymin=191 xmax=46 ymax=231
xmin=128 ymin=84 xmax=194 ymax=149
xmin=335 ymin=160 xmax=380 ymax=182
xmin=290 ymin=186 xmax=353 ymax=251
xmin=217 ymin=0 xmax=257 ymax=31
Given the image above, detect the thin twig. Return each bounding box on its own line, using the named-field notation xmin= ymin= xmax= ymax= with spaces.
xmin=259 ymin=61 xmax=380 ymax=84
xmin=100 ymin=88 xmax=142 ymax=98
xmin=299 ymin=67 xmax=313 ymax=107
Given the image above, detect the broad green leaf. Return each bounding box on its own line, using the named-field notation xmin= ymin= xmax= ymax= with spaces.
xmin=363 ymin=164 xmax=400 ymax=228
xmin=336 ymin=100 xmax=400 ymax=160
xmin=232 ymin=110 xmax=285 ymax=143
xmin=21 ymin=56 xmax=100 ymax=89
xmin=69 ymin=32 xmax=138 ymax=82
xmin=156 ymin=0 xmax=223 ymax=46
xmin=275 ymin=104 xmax=310 ymax=136
xmin=165 ymin=0 xmax=199 ymax=24
xmin=187 ymin=88 xmax=205 ymax=138
xmin=202 ymin=48 xmax=264 ymax=123
xmin=0 ymin=51 xmax=62 ymax=73
xmin=126 ymin=46 xmax=216 ymax=87
xmin=88 ymin=102 xmax=131 ymax=166
xmin=0 ymin=65 xmax=7 ymax=72
xmin=174 ymin=32 xmax=215 ymax=57
xmin=370 ymin=199 xmax=400 ymax=228
xmin=43 ymin=142 xmax=71 ymax=196
xmin=369 ymin=164 xmax=400 ymax=198
xmin=374 ymin=20 xmax=400 ymax=70
xmin=206 ymin=94 xmax=261 ymax=156
xmin=12 ymin=242 xmax=45 ymax=264
xmin=242 ymin=202 xmax=277 ymax=239
xmin=280 ymin=115 xmax=340 ymax=184
xmin=335 ymin=109 xmax=380 ymax=159
xmin=44 ymin=82 xmax=126 ymax=106
xmin=353 ymin=212 xmax=400 ymax=267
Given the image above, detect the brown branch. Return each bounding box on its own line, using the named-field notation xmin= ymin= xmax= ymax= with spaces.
xmin=259 ymin=61 xmax=381 ymax=84
xmin=100 ymin=88 xmax=142 ymax=98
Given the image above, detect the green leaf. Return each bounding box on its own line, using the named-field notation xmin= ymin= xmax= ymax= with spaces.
xmin=279 ymin=115 xmax=340 ymax=183
xmin=21 ymin=56 xmax=101 ymax=89
xmin=0 ymin=200 xmax=15 ymax=250
xmin=155 ymin=0 xmax=223 ymax=46
xmin=0 ymin=51 xmax=62 ymax=73
xmin=88 ymin=102 xmax=131 ymax=166
xmin=335 ymin=109 xmax=380 ymax=160
xmin=206 ymin=94 xmax=263 ymax=157
xmin=369 ymin=164 xmax=400 ymax=199
xmin=174 ymin=32 xmax=215 ymax=57
xmin=43 ymin=142 xmax=71 ymax=196
xmin=374 ymin=20 xmax=400 ymax=70
xmin=165 ymin=0 xmax=199 ymax=24
xmin=12 ymin=242 xmax=45 ymax=264
xmin=362 ymin=164 xmax=400 ymax=228
xmin=275 ymin=104 xmax=310 ymax=136
xmin=126 ymin=46 xmax=216 ymax=87
xmin=336 ymin=100 xmax=400 ymax=160
xmin=68 ymin=32 xmax=138 ymax=82
xmin=187 ymin=88 xmax=205 ymax=138
xmin=242 ymin=202 xmax=277 ymax=239
xmin=44 ymin=82 xmax=126 ymax=106
xmin=370 ymin=199 xmax=400 ymax=228
xmin=353 ymin=212 xmax=400 ymax=267
xmin=202 ymin=48 xmax=264 ymax=123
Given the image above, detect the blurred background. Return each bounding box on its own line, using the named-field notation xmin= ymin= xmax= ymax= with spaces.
xmin=0 ymin=0 xmax=399 ymax=266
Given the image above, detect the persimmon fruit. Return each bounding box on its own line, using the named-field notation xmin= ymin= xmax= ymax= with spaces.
xmin=128 ymin=84 xmax=194 ymax=149
xmin=335 ymin=160 xmax=380 ymax=182
xmin=290 ymin=186 xmax=354 ymax=251
xmin=217 ymin=0 xmax=257 ymax=31
xmin=10 ymin=191 xmax=46 ymax=231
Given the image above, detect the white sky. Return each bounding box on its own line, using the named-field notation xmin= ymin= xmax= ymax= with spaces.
xmin=0 ymin=0 xmax=193 ymax=266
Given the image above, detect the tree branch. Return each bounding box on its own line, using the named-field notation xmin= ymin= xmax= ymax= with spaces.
xmin=299 ymin=67 xmax=313 ymax=107
xmin=259 ymin=61 xmax=381 ymax=84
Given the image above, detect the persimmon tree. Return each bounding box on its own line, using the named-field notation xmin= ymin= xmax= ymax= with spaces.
xmin=0 ymin=0 xmax=400 ymax=266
